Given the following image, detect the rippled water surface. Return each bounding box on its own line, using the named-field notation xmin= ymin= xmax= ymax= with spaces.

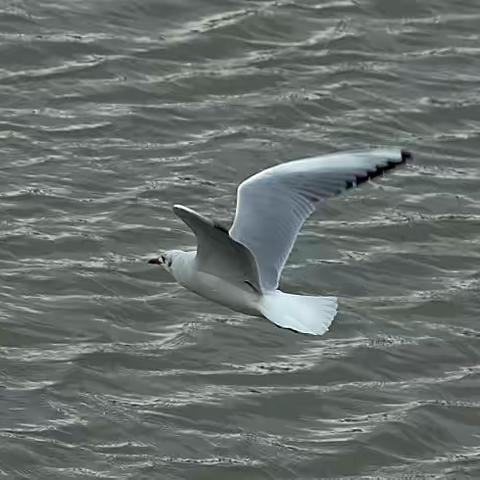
xmin=1 ymin=0 xmax=480 ymax=478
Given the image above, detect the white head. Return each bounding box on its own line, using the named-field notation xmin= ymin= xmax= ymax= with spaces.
xmin=148 ymin=249 xmax=185 ymax=275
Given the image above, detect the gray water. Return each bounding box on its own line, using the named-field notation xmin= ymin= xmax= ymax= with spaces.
xmin=1 ymin=1 xmax=479 ymax=478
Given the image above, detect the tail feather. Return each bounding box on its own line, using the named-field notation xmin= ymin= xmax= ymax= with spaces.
xmin=259 ymin=291 xmax=337 ymax=335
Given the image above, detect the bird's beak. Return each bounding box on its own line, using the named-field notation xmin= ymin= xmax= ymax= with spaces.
xmin=148 ymin=258 xmax=161 ymax=265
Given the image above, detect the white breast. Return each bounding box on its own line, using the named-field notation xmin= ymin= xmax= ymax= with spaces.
xmin=171 ymin=252 xmax=262 ymax=316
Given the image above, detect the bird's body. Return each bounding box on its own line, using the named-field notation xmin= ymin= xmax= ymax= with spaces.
xmin=150 ymin=148 xmax=412 ymax=335
xmin=169 ymin=250 xmax=262 ymax=317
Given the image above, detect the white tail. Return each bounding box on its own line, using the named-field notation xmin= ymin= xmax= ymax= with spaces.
xmin=259 ymin=291 xmax=338 ymax=335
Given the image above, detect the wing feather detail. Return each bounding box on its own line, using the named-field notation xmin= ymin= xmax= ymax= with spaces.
xmin=229 ymin=148 xmax=412 ymax=291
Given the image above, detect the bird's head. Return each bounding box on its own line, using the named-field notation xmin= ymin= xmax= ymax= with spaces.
xmin=148 ymin=250 xmax=183 ymax=274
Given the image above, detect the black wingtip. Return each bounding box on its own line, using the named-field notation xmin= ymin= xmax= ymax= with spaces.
xmin=401 ymin=149 xmax=413 ymax=163
xmin=345 ymin=149 xmax=413 ymax=190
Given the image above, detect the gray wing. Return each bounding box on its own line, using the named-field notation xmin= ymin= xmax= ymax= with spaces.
xmin=229 ymin=148 xmax=412 ymax=291
xmin=173 ymin=205 xmax=261 ymax=291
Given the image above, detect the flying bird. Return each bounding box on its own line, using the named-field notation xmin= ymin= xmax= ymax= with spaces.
xmin=149 ymin=148 xmax=412 ymax=335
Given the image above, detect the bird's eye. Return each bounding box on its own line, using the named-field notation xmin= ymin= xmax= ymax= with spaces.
xmin=161 ymin=255 xmax=166 ymax=263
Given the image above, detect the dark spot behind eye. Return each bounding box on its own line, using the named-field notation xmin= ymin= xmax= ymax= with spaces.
xmin=168 ymin=258 xmax=172 ymax=267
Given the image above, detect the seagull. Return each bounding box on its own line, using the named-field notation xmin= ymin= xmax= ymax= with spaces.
xmin=149 ymin=148 xmax=412 ymax=335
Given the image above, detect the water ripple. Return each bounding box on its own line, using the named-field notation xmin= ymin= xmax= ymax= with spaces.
xmin=1 ymin=0 xmax=480 ymax=478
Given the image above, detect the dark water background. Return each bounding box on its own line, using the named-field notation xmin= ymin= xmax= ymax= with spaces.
xmin=1 ymin=0 xmax=479 ymax=478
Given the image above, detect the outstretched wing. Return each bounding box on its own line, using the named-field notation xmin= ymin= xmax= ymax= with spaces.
xmin=229 ymin=148 xmax=412 ymax=291
xmin=173 ymin=205 xmax=261 ymax=291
